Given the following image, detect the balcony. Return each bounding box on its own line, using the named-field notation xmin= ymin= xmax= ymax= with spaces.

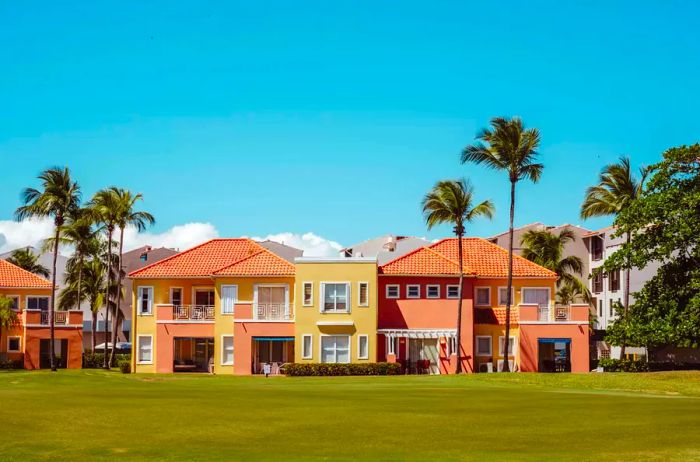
xmin=24 ymin=310 xmax=83 ymax=327
xmin=537 ymin=305 xmax=571 ymax=322
xmin=520 ymin=303 xmax=589 ymax=323
xmin=255 ymin=303 xmax=293 ymax=321
xmin=40 ymin=311 xmax=67 ymax=325
xmin=173 ymin=305 xmax=215 ymax=321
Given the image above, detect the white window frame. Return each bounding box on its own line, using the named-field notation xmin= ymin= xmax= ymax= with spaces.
xmin=320 ymin=282 xmax=351 ymax=313
xmin=25 ymin=296 xmax=50 ymax=311
xmin=253 ymin=284 xmax=291 ymax=319
xmin=406 ymin=284 xmax=420 ymax=299
xmin=358 ymin=282 xmax=369 ymax=307
xmin=450 ymin=336 xmax=457 ymax=355
xmin=385 ymin=284 xmax=400 ymax=299
xmin=169 ymin=287 xmax=183 ymax=306
xmin=497 ymin=287 xmax=515 ymax=306
xmin=137 ymin=335 xmax=153 ymax=364
xmin=7 ymin=336 xmax=21 ymax=352
xmin=220 ymin=285 xmax=238 ymax=315
xmin=497 ymin=359 xmax=515 ymax=372
xmin=302 ymin=282 xmax=314 ymax=307
xmin=475 ymin=287 xmax=491 ymax=307
xmin=5 ymin=295 xmax=20 ymax=311
xmin=221 ymin=335 xmax=234 ymax=365
xmin=301 ymin=334 xmax=313 ymax=359
xmin=446 ymin=285 xmax=460 ymax=299
xmin=426 ymin=285 xmax=440 ymax=299
xmin=357 ymin=334 xmax=369 ymax=360
xmin=319 ymin=334 xmax=351 ymax=364
xmin=137 ymin=286 xmax=154 ymax=316
xmin=521 ymin=287 xmax=552 ymax=309
xmin=476 ymin=335 xmax=492 ymax=356
xmin=498 ymin=336 xmax=517 ymax=357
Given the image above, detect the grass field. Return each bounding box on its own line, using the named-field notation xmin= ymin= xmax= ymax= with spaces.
xmin=1 ymin=371 xmax=700 ymax=461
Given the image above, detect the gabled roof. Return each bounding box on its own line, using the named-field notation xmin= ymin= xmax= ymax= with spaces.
xmin=0 ymin=259 xmax=52 ymax=289
xmin=213 ymin=248 xmax=295 ymax=276
xmin=128 ymin=239 xmax=293 ymax=278
xmin=379 ymin=238 xmax=557 ymax=279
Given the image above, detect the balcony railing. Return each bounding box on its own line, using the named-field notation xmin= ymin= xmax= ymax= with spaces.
xmin=173 ymin=305 xmax=215 ymax=321
xmin=40 ymin=311 xmax=67 ymax=325
xmin=255 ymin=303 xmax=293 ymax=321
xmin=538 ymin=305 xmax=571 ymax=322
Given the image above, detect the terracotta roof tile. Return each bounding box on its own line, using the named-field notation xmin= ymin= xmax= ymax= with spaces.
xmin=380 ymin=238 xmax=557 ymax=278
xmin=213 ymin=249 xmax=295 ymax=276
xmin=0 ymin=259 xmax=52 ymax=288
xmin=475 ymin=307 xmax=519 ymax=325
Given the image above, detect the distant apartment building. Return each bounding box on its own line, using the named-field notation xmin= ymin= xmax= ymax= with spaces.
xmin=340 ymin=235 xmax=429 ymax=265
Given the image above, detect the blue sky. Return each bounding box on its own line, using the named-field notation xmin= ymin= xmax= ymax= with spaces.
xmin=1 ymin=1 xmax=698 ymax=252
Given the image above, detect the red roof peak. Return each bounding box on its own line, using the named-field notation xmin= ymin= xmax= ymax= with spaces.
xmin=0 ymin=259 xmax=53 ymax=289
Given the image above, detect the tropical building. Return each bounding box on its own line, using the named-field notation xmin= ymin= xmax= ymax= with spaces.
xmin=0 ymin=259 xmax=83 ymax=369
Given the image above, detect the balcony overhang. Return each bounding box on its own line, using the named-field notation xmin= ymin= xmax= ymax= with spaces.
xmin=316 ymin=320 xmax=354 ymax=326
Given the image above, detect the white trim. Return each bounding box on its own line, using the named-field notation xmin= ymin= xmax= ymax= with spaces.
xmin=519 ymin=320 xmax=588 ymax=325
xmin=357 ymin=334 xmax=369 ymax=360
xmin=521 ymin=287 xmax=552 ymax=309
xmin=426 ymin=284 xmax=440 ymax=299
xmin=302 ymin=281 xmax=314 ymax=307
xmin=220 ymin=335 xmax=234 ymax=365
xmin=233 ymin=319 xmax=294 ymax=324
xmin=497 ymin=359 xmax=515 ymax=372
xmin=156 ymin=320 xmax=215 ymax=324
xmin=25 ymin=295 xmax=50 ymax=311
xmin=136 ymin=286 xmax=154 ymax=316
xmin=319 ymin=281 xmax=351 ymax=313
xmin=446 ymin=285 xmax=460 ymax=299
xmin=319 ymin=334 xmax=351 ymax=364
xmin=169 ymin=287 xmax=183 ymax=306
xmin=475 ymin=335 xmax=492 ymax=356
xmin=220 ymin=284 xmax=238 ymax=315
xmin=25 ymin=324 xmax=83 ymax=329
xmin=475 ymin=286 xmax=491 ymax=306
xmin=253 ymin=283 xmax=291 ymax=320
xmin=191 ymin=286 xmax=216 ymax=307
xmin=497 ymin=286 xmax=515 ymax=306
xmin=7 ymin=336 xmax=21 ymax=352
xmin=385 ymin=284 xmax=400 ymax=299
xmin=316 ymin=320 xmax=354 ymax=326
xmin=136 ymin=335 xmax=153 ymax=365
xmin=406 ymin=284 xmax=420 ymax=299
xmin=358 ymin=281 xmax=369 ymax=307
xmin=377 ymin=328 xmax=456 ymax=338
xmin=301 ymin=334 xmax=313 ymax=359
xmin=498 ymin=336 xmax=517 ymax=357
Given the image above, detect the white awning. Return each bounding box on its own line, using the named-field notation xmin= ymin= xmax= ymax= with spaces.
xmin=377 ymin=329 xmax=456 ymax=339
xmin=316 ymin=321 xmax=354 ymax=326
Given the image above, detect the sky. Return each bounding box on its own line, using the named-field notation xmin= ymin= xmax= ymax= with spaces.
xmin=1 ymin=1 xmax=699 ymax=255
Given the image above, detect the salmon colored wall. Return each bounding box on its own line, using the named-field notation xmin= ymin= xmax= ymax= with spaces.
xmin=472 ymin=278 xmax=556 ymax=308
xmin=23 ymin=325 xmax=84 ymax=370
xmin=233 ymin=320 xmax=294 ymax=375
xmin=519 ymin=323 xmax=590 ymax=373
xmin=154 ymin=322 xmax=215 ymax=373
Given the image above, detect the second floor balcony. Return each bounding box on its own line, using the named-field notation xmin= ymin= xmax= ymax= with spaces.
xmin=173 ymin=305 xmax=215 ymax=321
xmin=254 ymin=303 xmax=294 ymax=321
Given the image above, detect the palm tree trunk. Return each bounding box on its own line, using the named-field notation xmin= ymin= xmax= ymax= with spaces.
xmin=109 ymin=228 xmax=125 ymax=366
xmin=619 ymin=231 xmax=632 ymax=360
xmin=103 ymin=228 xmax=113 ymax=369
xmin=49 ymin=224 xmax=60 ymax=372
xmin=455 ymin=234 xmax=464 ymax=374
xmin=91 ymin=310 xmax=97 ymax=352
xmin=76 ymin=257 xmax=83 ymax=313
xmin=502 ymin=180 xmax=516 ymax=372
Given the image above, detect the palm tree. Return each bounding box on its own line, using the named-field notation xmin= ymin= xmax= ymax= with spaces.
xmin=581 ymin=156 xmax=649 ymax=358
xmin=59 ymin=257 xmax=105 ymax=352
xmin=6 ymin=247 xmax=50 ymax=278
xmin=422 ymin=179 xmax=494 ymax=373
xmin=555 ymin=281 xmax=588 ymax=306
xmin=0 ymin=296 xmax=19 ymax=360
xmin=461 ymin=117 xmax=543 ymax=371
xmin=15 ymin=167 xmax=81 ymax=371
xmin=108 ymin=187 xmax=154 ymax=366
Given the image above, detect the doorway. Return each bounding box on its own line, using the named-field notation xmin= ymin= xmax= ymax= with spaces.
xmin=173 ymin=337 xmax=214 ymax=372
xmin=39 ymin=339 xmax=68 ymax=369
xmin=408 ymin=338 xmax=440 ymax=374
xmin=538 ymin=338 xmax=571 ymax=372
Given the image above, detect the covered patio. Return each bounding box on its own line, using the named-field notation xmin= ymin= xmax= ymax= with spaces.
xmin=379 ymin=329 xmax=457 ymax=375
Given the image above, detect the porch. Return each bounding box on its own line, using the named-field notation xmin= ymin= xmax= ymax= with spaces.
xmin=173 ymin=337 xmax=214 ymax=372
xmin=251 ymin=337 xmax=294 ymax=375
xmin=379 ymin=329 xmax=457 ymax=375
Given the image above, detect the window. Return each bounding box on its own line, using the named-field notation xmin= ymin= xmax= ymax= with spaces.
xmin=426 ymin=285 xmax=440 ymax=299
xmin=476 ymin=336 xmax=492 ymax=356
xmin=386 ymin=285 xmax=399 ymax=299
xmin=447 ymin=285 xmax=460 ymax=299
xmin=497 ymin=359 xmax=515 ymax=372
xmin=302 ymin=335 xmax=313 ymax=359
xmin=522 ymin=288 xmax=550 ymax=308
xmin=609 ymin=299 xmax=617 ymax=317
xmin=194 ymin=289 xmax=215 ymax=306
xmin=591 ymin=237 xmax=603 ymax=261
xmin=592 ymin=272 xmax=603 ymax=293
xmin=609 ymin=270 xmax=620 ymax=292
xmin=598 ymin=299 xmax=603 ymax=317
xmin=499 ymin=336 xmax=516 ymax=357
xmin=7 ymin=336 xmax=20 ymax=352
xmin=498 ymin=287 xmax=515 ymax=306
xmin=139 ymin=253 xmax=148 ymax=262
xmin=449 ymin=336 xmax=457 ymax=356
xmin=358 ymin=282 xmax=369 ymax=306
xmin=170 ymin=288 xmax=182 ymax=306
xmin=358 ymin=335 xmax=369 ymax=359
xmin=475 ymin=287 xmax=491 ymax=306
xmin=321 ymin=335 xmax=350 ymax=363
xmin=221 ymin=336 xmax=234 ymax=365
xmin=321 ymin=283 xmax=350 ymax=312
xmin=137 ymin=336 xmax=153 ymax=364
xmin=303 ymin=282 xmax=313 ymax=306
xmin=221 ymin=285 xmax=237 ymax=314
xmin=137 ymin=287 xmax=153 ymax=315
xmin=26 ymin=297 xmax=49 ymax=311
xmin=406 ymin=285 xmax=420 ymax=298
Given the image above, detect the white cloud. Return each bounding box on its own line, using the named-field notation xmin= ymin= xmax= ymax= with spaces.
xmin=251 ymin=232 xmax=344 ymax=257
xmin=0 ymin=217 xmax=55 ymax=253
xmin=122 ymin=222 xmax=219 ymax=252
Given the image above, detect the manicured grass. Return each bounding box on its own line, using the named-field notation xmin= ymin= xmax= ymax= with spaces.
xmin=1 ymin=371 xmax=700 ymax=461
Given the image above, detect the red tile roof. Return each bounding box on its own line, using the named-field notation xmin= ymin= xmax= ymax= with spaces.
xmin=129 ymin=239 xmax=294 ymax=278
xmin=475 ymin=307 xmax=520 ymax=325
xmin=0 ymin=259 xmax=52 ymax=289
xmin=380 ymin=238 xmax=557 ymax=279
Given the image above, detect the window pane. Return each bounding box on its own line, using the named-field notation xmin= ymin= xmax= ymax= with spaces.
xmin=303 ymin=336 xmax=312 ymax=358
xmin=139 ymin=337 xmax=152 ymax=362
xmin=427 ymin=286 xmax=439 ymax=298
xmin=359 ymin=283 xmax=368 ymax=305
xmin=222 ymin=337 xmax=234 ymax=364
xmin=359 ymin=336 xmax=368 ymax=358
xmin=476 ymin=288 xmax=489 ymax=305
xmin=304 ymin=283 xmax=312 ymax=305
xmin=447 ymin=286 xmax=459 ymax=298
xmin=477 ymin=337 xmax=491 ymax=355
xmin=522 ymin=289 xmax=549 ymax=307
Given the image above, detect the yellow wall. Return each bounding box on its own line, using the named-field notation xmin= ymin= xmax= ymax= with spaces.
xmin=293 ymin=259 xmax=377 ymax=364
xmin=472 ymin=278 xmax=556 ymax=308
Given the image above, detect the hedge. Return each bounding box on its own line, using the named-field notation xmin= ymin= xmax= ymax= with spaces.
xmin=283 ymin=362 xmax=402 ymax=376
xmin=0 ymin=359 xmax=23 ymax=370
xmin=118 ymin=360 xmax=131 ymax=374
xmin=599 ymin=358 xmax=700 ymax=372
xmin=83 ymin=353 xmax=131 ymax=369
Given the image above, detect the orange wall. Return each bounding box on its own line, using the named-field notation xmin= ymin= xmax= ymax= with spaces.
xmin=519 ymin=323 xmax=589 ymax=372
xmin=233 ymin=320 xmax=294 ymax=375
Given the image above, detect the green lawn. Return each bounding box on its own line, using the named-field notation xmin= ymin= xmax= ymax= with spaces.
xmin=2 ymin=371 xmax=700 ymax=461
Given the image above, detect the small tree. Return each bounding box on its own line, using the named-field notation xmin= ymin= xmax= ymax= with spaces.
xmin=0 ymin=297 xmax=19 ymax=360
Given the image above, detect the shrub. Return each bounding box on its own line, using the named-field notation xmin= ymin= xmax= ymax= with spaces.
xmin=0 ymin=359 xmax=23 ymax=370
xmin=83 ymin=353 xmax=131 ymax=369
xmin=599 ymin=358 xmax=649 ymax=372
xmin=118 ymin=360 xmax=131 ymax=374
xmin=283 ymin=362 xmax=402 ymax=376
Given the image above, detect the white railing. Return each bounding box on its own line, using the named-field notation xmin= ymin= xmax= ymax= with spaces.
xmin=537 ymin=305 xmax=570 ymax=322
xmin=255 ymin=303 xmax=293 ymax=321
xmin=40 ymin=311 xmax=67 ymax=325
xmin=173 ymin=305 xmax=215 ymax=321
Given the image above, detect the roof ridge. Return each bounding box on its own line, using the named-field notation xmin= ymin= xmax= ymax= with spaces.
xmin=379 ymin=242 xmax=436 ymax=269
xmin=421 ymin=245 xmax=462 ymax=269
xmin=476 ymin=237 xmax=558 ymax=277
xmin=212 ymin=246 xmax=295 ymax=276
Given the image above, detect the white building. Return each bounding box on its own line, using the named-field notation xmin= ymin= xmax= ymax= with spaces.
xmin=340 ymin=235 xmax=428 ymax=265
